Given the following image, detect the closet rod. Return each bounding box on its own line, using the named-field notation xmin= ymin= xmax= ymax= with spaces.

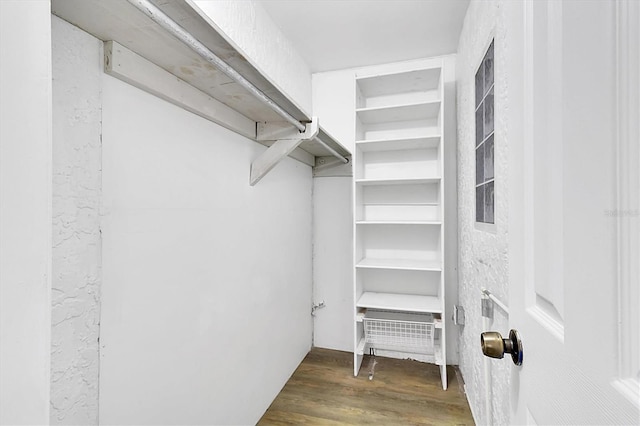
xmin=127 ymin=0 xmax=305 ymax=133
xmin=313 ymin=137 xmax=349 ymax=164
xmin=128 ymin=0 xmax=349 ymax=165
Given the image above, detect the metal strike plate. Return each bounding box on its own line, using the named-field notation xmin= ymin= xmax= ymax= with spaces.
xmin=481 ymin=297 xmax=494 ymax=319
xmin=453 ymin=305 xmax=465 ymax=325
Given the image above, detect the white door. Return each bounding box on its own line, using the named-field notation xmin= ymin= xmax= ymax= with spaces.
xmin=507 ymin=0 xmax=639 ymax=424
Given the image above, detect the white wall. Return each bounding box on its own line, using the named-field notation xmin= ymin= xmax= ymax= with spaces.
xmin=311 ymin=57 xmax=460 ymax=364
xmin=192 ymin=0 xmax=313 ymax=116
xmin=98 ymin=73 xmax=313 ymax=425
xmin=50 ymin=16 xmax=103 ymax=424
xmin=456 ymin=1 xmax=510 ymax=424
xmin=311 ymin=69 xmax=355 ymax=352
xmin=49 ymin=5 xmax=316 ymax=423
xmin=0 ymin=1 xmax=52 ymax=424
xmin=312 ymin=177 xmax=353 ymax=351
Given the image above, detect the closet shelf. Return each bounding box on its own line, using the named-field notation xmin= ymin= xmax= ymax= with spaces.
xmin=356 ymin=101 xmax=441 ymax=124
xmin=356 ymin=68 xmax=442 ymax=98
xmin=356 ymin=292 xmax=442 ymax=314
xmin=356 ymin=220 xmax=441 ymax=225
xmin=52 ymin=0 xmax=350 ymax=169
xmin=356 ymin=258 xmax=442 ymax=271
xmin=356 ymin=178 xmax=441 ymax=186
xmin=356 ymin=136 xmax=441 ymax=152
xmin=360 ymin=202 xmax=439 ymax=206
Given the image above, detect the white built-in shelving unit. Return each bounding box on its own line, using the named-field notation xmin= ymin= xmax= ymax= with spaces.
xmin=353 ymin=64 xmax=448 ymax=390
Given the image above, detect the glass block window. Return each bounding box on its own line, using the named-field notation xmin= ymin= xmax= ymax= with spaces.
xmin=475 ymin=40 xmax=494 ymax=224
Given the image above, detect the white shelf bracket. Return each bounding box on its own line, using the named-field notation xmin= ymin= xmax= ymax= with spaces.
xmin=313 ymin=156 xmax=353 ymax=178
xmin=250 ymin=117 xmax=319 ymax=186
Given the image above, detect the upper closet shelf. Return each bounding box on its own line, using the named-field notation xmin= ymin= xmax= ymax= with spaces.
xmin=51 ymin=0 xmax=350 ymax=181
xmin=356 ymin=101 xmax=441 ymax=124
xmin=356 ymin=68 xmax=442 ymax=99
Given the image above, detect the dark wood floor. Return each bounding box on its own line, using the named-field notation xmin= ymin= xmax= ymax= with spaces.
xmin=258 ymin=348 xmax=475 ymax=425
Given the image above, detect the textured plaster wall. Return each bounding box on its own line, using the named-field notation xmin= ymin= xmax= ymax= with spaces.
xmin=456 ymin=1 xmax=511 ymax=425
xmin=192 ymin=0 xmax=313 ymax=115
xmin=50 ymin=16 xmax=102 ymax=425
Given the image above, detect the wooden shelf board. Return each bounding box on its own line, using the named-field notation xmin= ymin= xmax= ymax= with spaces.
xmin=356 ymin=136 xmax=441 ymax=152
xmin=356 ymin=220 xmax=441 ymax=225
xmin=356 ymin=68 xmax=442 ymax=98
xmin=360 ymin=202 xmax=440 ymax=206
xmin=356 ymin=292 xmax=442 ymax=313
xmin=356 ymin=101 xmax=441 ymax=124
xmin=356 ymin=258 xmax=442 ymax=271
xmin=356 ymin=178 xmax=441 ymax=186
xmin=52 ymin=0 xmax=303 ymax=123
xmin=302 ymin=126 xmax=351 ymax=158
xmin=51 ymin=0 xmax=350 ymax=162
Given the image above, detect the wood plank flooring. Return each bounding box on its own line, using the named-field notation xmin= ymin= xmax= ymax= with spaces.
xmin=258 ymin=348 xmax=475 ymax=425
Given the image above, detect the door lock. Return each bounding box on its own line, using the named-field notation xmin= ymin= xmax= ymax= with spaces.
xmin=481 ymin=329 xmax=523 ymax=365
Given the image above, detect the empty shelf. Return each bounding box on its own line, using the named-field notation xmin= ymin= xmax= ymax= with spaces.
xmin=356 ymin=258 xmax=442 ymax=271
xmin=356 ymin=68 xmax=442 ymax=98
xmin=356 ymin=101 xmax=441 ymax=124
xmin=356 ymin=292 xmax=442 ymax=313
xmin=356 ymin=136 xmax=441 ymax=152
xmin=356 ymin=177 xmax=441 ymax=186
xmin=356 ymin=220 xmax=441 ymax=225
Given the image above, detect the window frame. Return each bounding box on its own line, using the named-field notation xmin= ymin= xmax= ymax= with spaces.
xmin=474 ymin=37 xmax=497 ymax=231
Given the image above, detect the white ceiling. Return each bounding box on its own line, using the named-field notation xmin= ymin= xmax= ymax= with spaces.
xmin=260 ymin=0 xmax=470 ymax=73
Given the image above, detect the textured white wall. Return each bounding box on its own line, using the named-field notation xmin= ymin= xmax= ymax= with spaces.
xmin=0 ymin=1 xmax=52 ymax=424
xmin=192 ymin=0 xmax=313 ymax=115
xmin=456 ymin=1 xmax=510 ymax=424
xmin=98 ymin=74 xmax=313 ymax=425
xmin=50 ymin=16 xmax=102 ymax=425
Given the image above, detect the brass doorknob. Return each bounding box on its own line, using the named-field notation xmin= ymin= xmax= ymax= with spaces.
xmin=481 ymin=329 xmax=523 ymax=365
